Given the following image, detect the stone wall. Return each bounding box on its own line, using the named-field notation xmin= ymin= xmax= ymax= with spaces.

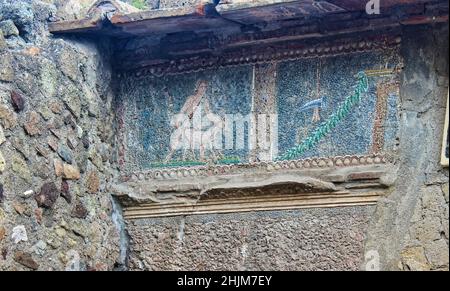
xmin=128 ymin=207 xmax=375 ymax=271
xmin=0 ymin=0 xmax=448 ymax=272
xmin=365 ymin=23 xmax=449 ymax=271
xmin=0 ymin=0 xmax=120 ymax=271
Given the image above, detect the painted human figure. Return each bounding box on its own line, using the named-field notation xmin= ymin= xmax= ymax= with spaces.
xmin=165 ymin=80 xmax=222 ymax=163
xmin=198 ymin=100 xmax=223 ymax=162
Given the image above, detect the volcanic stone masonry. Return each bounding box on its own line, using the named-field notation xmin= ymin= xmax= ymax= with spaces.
xmin=0 ymin=0 xmax=449 ymax=271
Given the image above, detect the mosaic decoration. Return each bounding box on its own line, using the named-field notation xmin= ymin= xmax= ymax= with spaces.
xmin=277 ymin=52 xmax=401 ymax=160
xmin=119 ymin=43 xmax=401 ymax=171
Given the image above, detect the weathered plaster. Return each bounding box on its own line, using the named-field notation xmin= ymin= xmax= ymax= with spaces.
xmin=127 ymin=206 xmax=375 ymax=271
xmin=364 ymin=23 xmax=449 ymax=271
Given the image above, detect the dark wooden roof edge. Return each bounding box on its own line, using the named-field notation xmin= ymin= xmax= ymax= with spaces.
xmin=48 ymin=0 xmax=448 ymax=37
xmin=48 ymin=0 xmax=141 ymax=34
xmin=48 ymin=1 xmax=312 ymax=35
xmin=48 ymin=13 xmax=103 ymax=34
xmin=108 ymin=0 xmax=325 ymax=24
xmin=110 ymin=6 xmax=199 ymax=24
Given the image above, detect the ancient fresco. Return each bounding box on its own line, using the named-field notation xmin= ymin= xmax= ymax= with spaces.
xmin=119 ymin=49 xmax=401 ymax=170
xmin=277 ymin=51 xmax=400 ymax=160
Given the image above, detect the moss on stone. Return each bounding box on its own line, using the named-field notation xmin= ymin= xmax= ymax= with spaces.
xmin=131 ymin=0 xmax=148 ymax=10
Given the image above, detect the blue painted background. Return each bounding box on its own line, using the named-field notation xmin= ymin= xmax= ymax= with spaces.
xmin=121 ymin=66 xmax=253 ymax=169
xmin=120 ymin=50 xmax=400 ymax=170
xmin=277 ymin=51 xmax=399 ymax=158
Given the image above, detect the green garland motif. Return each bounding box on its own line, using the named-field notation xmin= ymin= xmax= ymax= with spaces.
xmin=277 ymin=71 xmax=369 ymax=161
xmin=150 ymin=161 xmax=207 ymax=168
xmin=151 ymin=156 xmax=242 ymax=168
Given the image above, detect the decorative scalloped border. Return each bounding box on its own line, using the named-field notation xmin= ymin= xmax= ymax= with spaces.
xmin=118 ymin=35 xmax=402 ymax=78
xmin=122 ymin=154 xmax=388 ymax=182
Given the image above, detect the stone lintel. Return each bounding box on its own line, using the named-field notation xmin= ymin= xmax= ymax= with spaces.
xmin=111 ymin=160 xmax=394 ymax=219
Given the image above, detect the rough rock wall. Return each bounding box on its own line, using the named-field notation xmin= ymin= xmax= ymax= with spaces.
xmin=365 ymin=23 xmax=449 ymax=271
xmin=128 ymin=207 xmax=375 ymax=271
xmin=0 ymin=0 xmax=120 ymax=271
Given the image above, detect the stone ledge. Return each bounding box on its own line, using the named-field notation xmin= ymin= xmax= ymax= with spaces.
xmin=122 ymin=190 xmax=382 ymax=219
xmin=111 ymin=160 xmax=394 ymax=219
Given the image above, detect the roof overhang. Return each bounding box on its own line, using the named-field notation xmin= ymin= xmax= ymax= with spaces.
xmin=48 ymin=0 xmax=449 ymax=38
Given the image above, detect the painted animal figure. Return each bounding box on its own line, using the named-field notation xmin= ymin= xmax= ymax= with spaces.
xmin=299 ymin=95 xmax=328 ymax=122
